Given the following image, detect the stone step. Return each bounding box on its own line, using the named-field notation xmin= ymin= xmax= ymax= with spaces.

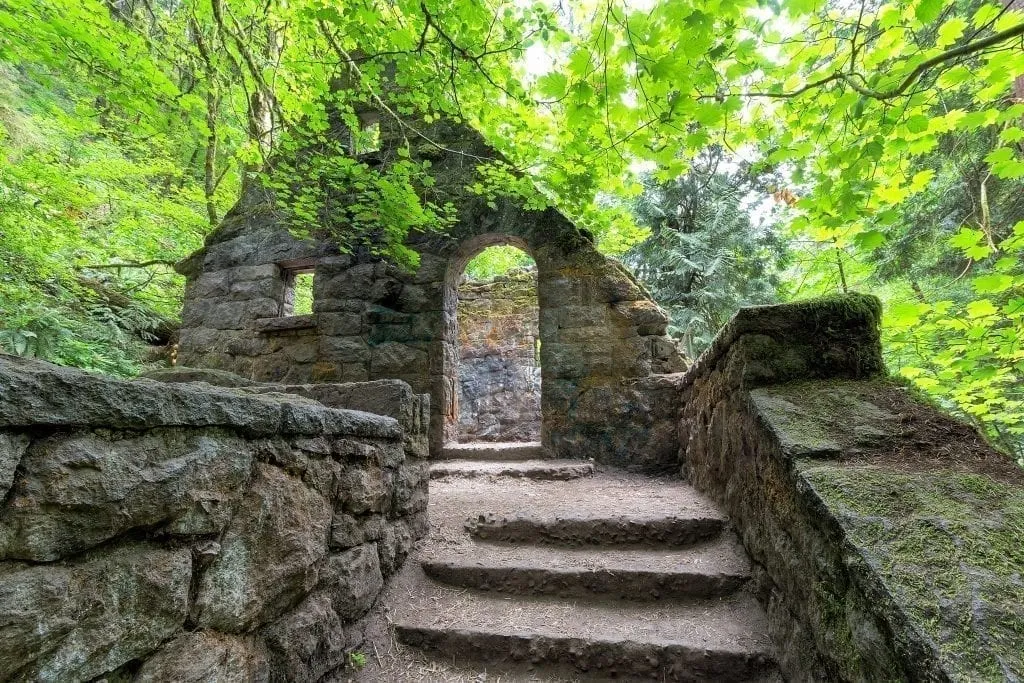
xmin=465 ymin=511 xmax=726 ymax=547
xmin=430 ymin=459 xmax=594 ymax=481
xmin=441 ymin=441 xmax=550 ymax=461
xmin=421 ymin=537 xmax=750 ymax=600
xmin=394 ymin=586 xmax=778 ymax=682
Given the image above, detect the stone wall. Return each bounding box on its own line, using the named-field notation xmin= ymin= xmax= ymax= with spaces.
xmin=175 ymin=116 xmax=685 ymax=464
xmin=456 ymin=268 xmax=540 ymax=442
xmin=0 ymin=355 xmax=428 ymax=682
xmin=674 ymin=294 xmax=1024 ymax=680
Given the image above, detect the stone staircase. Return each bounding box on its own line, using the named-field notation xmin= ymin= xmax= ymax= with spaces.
xmin=380 ymin=444 xmax=781 ymax=682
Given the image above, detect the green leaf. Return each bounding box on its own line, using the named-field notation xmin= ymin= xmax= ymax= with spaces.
xmin=966 ymin=299 xmax=998 ymax=318
xmin=853 ymin=229 xmax=886 ymax=250
xmin=537 ymin=72 xmax=568 ymax=99
xmin=905 ymin=115 xmax=929 ymax=133
xmin=915 ymin=0 xmax=943 ymax=24
xmin=973 ymin=274 xmax=1015 ymax=294
xmin=936 ymin=17 xmax=967 ymax=47
xmin=949 ymin=227 xmax=985 ymax=250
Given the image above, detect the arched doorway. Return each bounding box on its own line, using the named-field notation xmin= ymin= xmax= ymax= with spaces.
xmin=440 ymin=234 xmax=542 ymax=448
xmin=453 ymin=245 xmax=540 ymax=443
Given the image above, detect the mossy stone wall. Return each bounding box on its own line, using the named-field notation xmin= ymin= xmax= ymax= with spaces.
xmin=677 ymin=294 xmax=1024 ymax=681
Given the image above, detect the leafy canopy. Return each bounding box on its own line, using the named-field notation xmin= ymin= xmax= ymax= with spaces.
xmin=0 ymin=0 xmax=1022 ymax=459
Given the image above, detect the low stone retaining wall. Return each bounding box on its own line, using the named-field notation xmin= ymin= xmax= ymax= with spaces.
xmin=675 ymin=294 xmax=1023 ymax=680
xmin=0 ymin=356 xmax=428 ymax=682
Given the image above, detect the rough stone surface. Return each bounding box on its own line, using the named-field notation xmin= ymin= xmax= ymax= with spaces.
xmin=0 ymin=431 xmax=28 ymax=500
xmin=261 ymin=592 xmax=349 ymax=682
xmin=135 ymin=631 xmax=270 ymax=683
xmin=0 ymin=429 xmax=253 ymax=561
xmin=0 ymin=354 xmax=399 ymax=440
xmin=193 ymin=463 xmax=333 ymax=632
xmin=456 ymin=269 xmax=541 ymax=442
xmin=320 ymin=543 xmax=385 ymax=621
xmin=430 ymin=459 xmax=595 ymax=481
xmin=378 ymin=470 xmax=779 ymax=681
xmin=675 ymin=294 xmax=1024 ymax=681
xmin=0 ymin=356 xmax=429 ymax=681
xmin=0 ymin=543 xmax=191 ymax=682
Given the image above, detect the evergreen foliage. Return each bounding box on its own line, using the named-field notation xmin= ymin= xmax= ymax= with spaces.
xmin=625 ymin=151 xmax=789 ymax=359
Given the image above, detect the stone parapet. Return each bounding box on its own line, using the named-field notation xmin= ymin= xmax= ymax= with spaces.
xmin=675 ymin=293 xmax=1024 ymax=680
xmin=0 ymin=355 xmax=428 ymax=682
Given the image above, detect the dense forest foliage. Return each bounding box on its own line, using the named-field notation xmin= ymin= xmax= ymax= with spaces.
xmin=0 ymin=0 xmax=1022 ymax=461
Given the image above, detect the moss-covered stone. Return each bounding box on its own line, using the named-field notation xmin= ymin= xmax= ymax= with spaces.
xmin=803 ymin=465 xmax=1024 ymax=681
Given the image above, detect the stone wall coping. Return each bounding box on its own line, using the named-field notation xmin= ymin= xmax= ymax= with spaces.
xmin=676 ymin=292 xmax=884 ymax=391
xmin=254 ymin=315 xmax=317 ymax=333
xmin=0 ymin=355 xmax=400 ymax=439
xmin=140 ymin=368 xmax=425 ymax=433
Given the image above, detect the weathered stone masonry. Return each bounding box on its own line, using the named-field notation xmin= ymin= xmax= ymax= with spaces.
xmin=175 ymin=116 xmax=685 ymax=465
xmin=669 ymin=295 xmax=1024 ymax=681
xmin=0 ymin=355 xmax=428 ymax=682
xmin=456 ymin=268 xmax=541 ymax=442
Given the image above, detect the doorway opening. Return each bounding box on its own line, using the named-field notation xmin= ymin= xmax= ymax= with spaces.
xmin=453 ymin=245 xmax=540 ymax=443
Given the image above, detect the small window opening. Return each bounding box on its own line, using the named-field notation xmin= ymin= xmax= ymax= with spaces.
xmin=282 ymin=270 xmax=315 ymax=316
xmin=353 ymin=121 xmax=381 ymax=155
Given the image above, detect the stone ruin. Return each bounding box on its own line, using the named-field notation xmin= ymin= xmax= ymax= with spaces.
xmin=1 ymin=101 xmax=1022 ymax=682
xmin=174 ymin=114 xmax=686 ymax=468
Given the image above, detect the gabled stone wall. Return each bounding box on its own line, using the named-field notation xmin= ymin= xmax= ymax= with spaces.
xmin=456 ymin=269 xmax=540 ymax=442
xmin=175 ymin=116 xmax=685 ymax=465
xmin=672 ymin=294 xmax=1024 ymax=681
xmin=0 ymin=355 xmax=428 ymax=682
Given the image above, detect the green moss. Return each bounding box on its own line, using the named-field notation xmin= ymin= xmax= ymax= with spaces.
xmin=802 ymin=465 xmax=1024 ymax=681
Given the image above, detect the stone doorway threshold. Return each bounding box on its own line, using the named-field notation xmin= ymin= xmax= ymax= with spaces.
xmin=440 ymin=441 xmax=550 ymax=461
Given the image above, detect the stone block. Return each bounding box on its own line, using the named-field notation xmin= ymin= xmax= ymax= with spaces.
xmin=393 ymin=460 xmax=429 ymax=515
xmin=318 ymin=312 xmax=364 ymax=336
xmin=370 ymin=342 xmax=429 ymax=377
xmin=614 ymin=299 xmax=669 ymax=334
xmin=260 ymin=591 xmax=348 ymax=682
xmin=0 ymin=430 xmax=254 ymax=561
xmin=332 ymin=438 xmax=403 ymax=468
xmin=313 ymin=297 xmax=366 ymax=314
xmin=194 ymin=464 xmax=332 ymax=632
xmin=201 ymin=229 xmax=319 ymax=272
xmin=377 ymin=519 xmax=414 ymax=577
xmin=336 ymin=465 xmax=388 ymax=515
xmin=284 ymin=338 xmax=319 ymax=364
xmin=0 ymin=432 xmax=28 ymax=501
xmin=320 ymin=543 xmax=384 ymax=621
xmin=182 ymin=297 xmax=279 ymax=330
xmin=0 ymin=543 xmax=191 ymax=681
xmin=136 ymin=631 xmax=270 ymax=683
xmin=316 ymin=263 xmax=402 ymax=304
xmin=329 ymin=512 xmax=364 ymax=550
xmin=186 ymin=270 xmax=232 ymax=299
xmin=429 ymin=340 xmax=458 ymax=375
xmin=320 ymin=336 xmax=370 ymax=364
xmin=177 ymin=326 xmax=230 ymax=353
xmin=411 ymin=252 xmax=448 ymax=284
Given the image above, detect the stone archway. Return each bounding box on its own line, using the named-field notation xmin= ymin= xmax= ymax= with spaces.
xmin=440 ymin=234 xmax=539 ymax=446
xmin=175 ymin=116 xmax=686 ymax=468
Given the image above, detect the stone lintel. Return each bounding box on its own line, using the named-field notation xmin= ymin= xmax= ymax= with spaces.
xmin=255 ymin=315 xmax=317 ymax=333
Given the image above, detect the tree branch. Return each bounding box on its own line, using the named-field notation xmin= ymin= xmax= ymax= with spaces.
xmin=716 ymin=22 xmax=1024 ymax=101
xmin=82 ymin=259 xmax=178 ymax=269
